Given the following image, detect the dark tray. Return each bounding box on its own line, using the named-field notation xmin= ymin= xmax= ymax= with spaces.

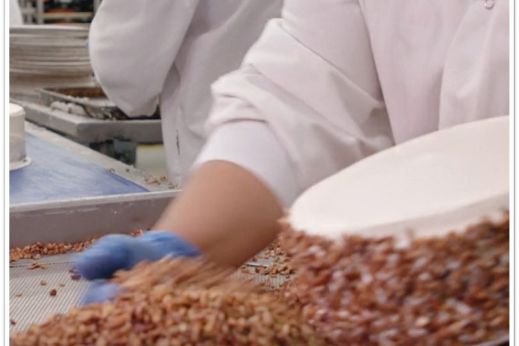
xmin=39 ymin=86 xmax=160 ymax=120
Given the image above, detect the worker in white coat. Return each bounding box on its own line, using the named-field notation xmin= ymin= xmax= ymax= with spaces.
xmin=77 ymin=0 xmax=509 ymax=302
xmin=89 ymin=0 xmax=282 ymax=185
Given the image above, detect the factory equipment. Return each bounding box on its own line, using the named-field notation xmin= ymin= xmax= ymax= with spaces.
xmin=9 ymin=101 xmax=175 ymax=330
xmin=10 ymin=25 xmax=163 ymax=165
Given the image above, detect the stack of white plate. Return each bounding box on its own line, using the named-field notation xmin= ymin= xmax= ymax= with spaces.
xmin=10 ymin=25 xmax=95 ymax=101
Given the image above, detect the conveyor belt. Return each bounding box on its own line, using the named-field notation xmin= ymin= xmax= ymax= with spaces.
xmin=11 ymin=135 xmax=147 ymax=205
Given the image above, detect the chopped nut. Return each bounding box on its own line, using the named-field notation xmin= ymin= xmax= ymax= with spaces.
xmin=9 ymin=218 xmax=509 ymax=346
xmin=415 ymin=316 xmax=430 ymax=327
xmin=10 ymin=319 xmax=16 ymax=326
xmin=278 ymin=216 xmax=509 ymax=345
xmin=49 ymin=289 xmax=57 ymax=297
xmin=10 ymin=232 xmax=143 ymax=263
xmin=39 ymin=280 xmax=47 ymax=286
xmin=27 ymin=262 xmax=47 ymax=270
xmin=70 ymin=274 xmax=81 ymax=281
xmin=10 ymin=258 xmax=323 ymax=346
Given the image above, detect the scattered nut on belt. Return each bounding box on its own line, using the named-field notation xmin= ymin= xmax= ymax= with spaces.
xmin=27 ymin=262 xmax=47 ymax=270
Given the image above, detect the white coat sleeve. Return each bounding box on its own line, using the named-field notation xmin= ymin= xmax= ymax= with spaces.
xmin=201 ymin=0 xmax=394 ymax=205
xmin=89 ymin=0 xmax=199 ymax=116
xmin=196 ymin=121 xmax=300 ymax=207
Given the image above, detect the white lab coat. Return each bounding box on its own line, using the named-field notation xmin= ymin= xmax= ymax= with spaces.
xmin=198 ymin=0 xmax=509 ymax=206
xmin=89 ymin=0 xmax=282 ymax=185
xmin=10 ymin=0 xmax=23 ymax=26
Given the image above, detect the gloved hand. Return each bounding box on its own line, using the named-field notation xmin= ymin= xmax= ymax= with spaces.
xmin=74 ymin=231 xmax=199 ymax=304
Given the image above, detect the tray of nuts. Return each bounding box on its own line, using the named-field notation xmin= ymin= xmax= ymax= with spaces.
xmin=10 ymin=258 xmax=325 ymax=346
xmin=9 ymin=218 xmax=509 ymax=345
xmin=9 ymin=235 xmax=293 ymax=337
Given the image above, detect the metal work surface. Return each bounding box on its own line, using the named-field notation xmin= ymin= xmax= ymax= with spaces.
xmin=9 ymin=253 xmax=285 ymax=334
xmin=10 ymin=254 xmax=88 ymax=332
xmin=11 ymin=135 xmax=147 ymax=204
xmin=18 ymin=101 xmax=162 ymax=144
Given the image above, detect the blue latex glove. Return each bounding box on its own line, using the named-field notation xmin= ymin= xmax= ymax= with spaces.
xmin=74 ymin=231 xmax=199 ymax=304
xmin=81 ymin=280 xmax=120 ymax=305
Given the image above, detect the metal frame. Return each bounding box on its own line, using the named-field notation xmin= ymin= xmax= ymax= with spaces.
xmin=10 ymin=191 xmax=177 ymax=247
xmin=18 ymin=101 xmax=163 ymax=144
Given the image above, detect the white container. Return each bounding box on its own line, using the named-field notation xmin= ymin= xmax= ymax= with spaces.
xmin=290 ymin=116 xmax=509 ymax=246
xmin=10 ymin=103 xmax=30 ymax=170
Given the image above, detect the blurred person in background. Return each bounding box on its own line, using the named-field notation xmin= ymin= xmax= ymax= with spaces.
xmin=89 ymin=0 xmax=282 ymax=186
xmin=77 ymin=0 xmax=509 ymax=303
